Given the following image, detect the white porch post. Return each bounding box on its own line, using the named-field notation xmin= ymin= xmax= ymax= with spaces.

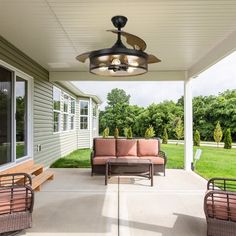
xmin=184 ymin=77 xmax=193 ymax=171
xmin=89 ymin=98 xmax=93 ymax=148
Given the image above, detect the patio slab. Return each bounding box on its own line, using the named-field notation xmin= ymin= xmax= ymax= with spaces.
xmin=18 ymin=169 xmax=207 ymax=236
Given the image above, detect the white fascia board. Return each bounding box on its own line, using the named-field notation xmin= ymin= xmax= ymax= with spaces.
xmin=49 ymin=71 xmax=186 ymax=82
xmin=57 ymin=81 xmax=102 ymax=105
xmin=188 ymin=29 xmax=236 ymax=79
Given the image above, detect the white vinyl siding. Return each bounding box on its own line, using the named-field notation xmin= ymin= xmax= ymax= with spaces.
xmin=0 ymin=36 xmax=99 ymax=167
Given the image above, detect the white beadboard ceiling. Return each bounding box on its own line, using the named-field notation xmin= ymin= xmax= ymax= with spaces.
xmin=0 ymin=0 xmax=236 ymax=73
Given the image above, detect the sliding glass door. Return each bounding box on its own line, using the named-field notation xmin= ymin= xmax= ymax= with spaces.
xmin=0 ymin=64 xmax=31 ymax=168
xmin=0 ymin=67 xmax=13 ymax=165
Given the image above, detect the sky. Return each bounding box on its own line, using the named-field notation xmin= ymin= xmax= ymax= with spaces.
xmin=73 ymin=51 xmax=236 ymax=110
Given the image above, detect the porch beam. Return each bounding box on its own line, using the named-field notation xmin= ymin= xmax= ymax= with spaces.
xmin=49 ymin=71 xmax=186 ymax=82
xmin=188 ymin=29 xmax=236 ymax=78
xmin=184 ymin=77 xmax=193 ymax=171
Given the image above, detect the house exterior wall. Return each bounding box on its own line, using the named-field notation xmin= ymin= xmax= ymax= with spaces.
xmin=0 ymin=36 xmax=98 ymax=168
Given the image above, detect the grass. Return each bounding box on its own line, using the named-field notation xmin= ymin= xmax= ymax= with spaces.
xmin=50 ymin=149 xmax=91 ymax=168
xmin=50 ymin=144 xmax=236 ymax=180
xmin=162 ymin=144 xmax=236 ymax=179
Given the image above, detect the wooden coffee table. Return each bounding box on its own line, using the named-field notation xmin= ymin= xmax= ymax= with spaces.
xmin=105 ymin=158 xmax=153 ymax=186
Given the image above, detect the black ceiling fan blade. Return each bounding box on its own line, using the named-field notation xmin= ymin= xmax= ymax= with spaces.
xmin=107 ymin=30 xmax=147 ymax=51
xmin=76 ymin=52 xmax=91 ymax=63
xmin=147 ymin=54 xmax=161 ymax=64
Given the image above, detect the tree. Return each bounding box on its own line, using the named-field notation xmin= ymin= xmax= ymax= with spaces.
xmin=224 ymin=128 xmax=232 ymax=149
xmin=213 ymin=121 xmax=223 ymax=147
xmin=114 ymin=128 xmax=119 ymax=139
xmin=144 ymin=125 xmax=155 ymax=139
xmin=107 ymin=88 xmax=130 ymax=107
xmin=162 ymin=127 xmax=168 ymax=144
xmin=194 ymin=130 xmax=200 ymax=146
xmin=175 ymin=117 xmax=184 ymax=144
xmin=126 ymin=127 xmax=133 ymax=139
xmin=102 ymin=127 xmax=109 ymax=138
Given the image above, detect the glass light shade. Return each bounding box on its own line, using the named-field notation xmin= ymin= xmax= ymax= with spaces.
xmin=90 ymin=53 xmax=148 ymax=77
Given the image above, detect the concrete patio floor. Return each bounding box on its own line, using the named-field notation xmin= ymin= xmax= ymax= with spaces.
xmin=18 ymin=169 xmax=207 ymax=236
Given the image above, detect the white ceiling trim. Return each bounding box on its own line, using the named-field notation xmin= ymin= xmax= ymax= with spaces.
xmin=49 ymin=71 xmax=187 ymax=82
xmin=188 ymin=29 xmax=236 ymax=78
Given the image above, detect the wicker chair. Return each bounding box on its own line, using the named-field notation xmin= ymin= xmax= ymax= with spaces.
xmin=0 ymin=173 xmax=34 ymax=234
xmin=204 ymin=178 xmax=236 ymax=236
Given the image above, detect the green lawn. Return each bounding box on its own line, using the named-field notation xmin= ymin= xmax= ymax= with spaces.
xmin=50 ymin=144 xmax=236 ymax=180
xmin=162 ymin=144 xmax=236 ymax=179
xmin=50 ymin=149 xmax=91 ymax=168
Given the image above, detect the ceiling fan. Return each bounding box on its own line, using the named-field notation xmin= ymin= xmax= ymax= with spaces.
xmin=76 ymin=15 xmax=161 ymax=77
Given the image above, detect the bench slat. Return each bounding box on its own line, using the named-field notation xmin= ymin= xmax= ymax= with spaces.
xmin=32 ymin=171 xmax=54 ymax=191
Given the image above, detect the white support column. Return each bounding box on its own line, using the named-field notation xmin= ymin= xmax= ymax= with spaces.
xmin=184 ymin=78 xmax=193 ymax=171
xmin=89 ymin=98 xmax=93 ymax=148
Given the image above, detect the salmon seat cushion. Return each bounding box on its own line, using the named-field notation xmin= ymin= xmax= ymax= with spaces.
xmin=138 ymin=139 xmax=159 ymax=156
xmin=95 ymin=139 xmax=116 ymax=156
xmin=117 ymin=139 xmax=137 ymax=156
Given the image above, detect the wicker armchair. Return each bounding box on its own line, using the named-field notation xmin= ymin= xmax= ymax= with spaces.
xmin=0 ymin=173 xmax=34 ymax=234
xmin=204 ymin=178 xmax=236 ymax=236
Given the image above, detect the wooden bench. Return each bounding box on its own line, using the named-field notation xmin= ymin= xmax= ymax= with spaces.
xmin=32 ymin=171 xmax=54 ymax=191
xmin=0 ymin=160 xmax=54 ymax=191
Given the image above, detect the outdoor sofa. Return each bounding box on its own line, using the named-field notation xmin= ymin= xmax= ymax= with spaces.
xmin=91 ymin=138 xmax=167 ymax=176
xmin=204 ymin=177 xmax=236 ymax=236
xmin=0 ymin=173 xmax=34 ymax=234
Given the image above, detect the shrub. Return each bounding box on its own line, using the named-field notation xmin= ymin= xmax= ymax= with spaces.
xmin=224 ymin=128 xmax=232 ymax=149
xmin=175 ymin=117 xmax=184 ymax=144
xmin=194 ymin=130 xmax=201 ymax=146
xmin=214 ymin=121 xmax=223 ymax=147
xmin=102 ymin=127 xmax=109 ymax=138
xmin=162 ymin=127 xmax=168 ymax=144
xmin=126 ymin=127 xmax=133 ymax=139
xmin=144 ymin=125 xmax=155 ymax=139
xmin=114 ymin=127 xmax=119 ymax=139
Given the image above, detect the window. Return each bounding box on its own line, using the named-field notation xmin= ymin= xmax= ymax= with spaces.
xmin=63 ymin=113 xmax=68 ymax=131
xmin=53 ymin=87 xmax=61 ymax=132
xmin=0 ymin=63 xmax=32 ymax=167
xmin=93 ymin=104 xmax=97 ymax=117
xmin=53 ymin=86 xmax=76 ymax=133
xmin=80 ymin=101 xmax=89 ymax=129
xmin=70 ymin=98 xmax=75 ymax=130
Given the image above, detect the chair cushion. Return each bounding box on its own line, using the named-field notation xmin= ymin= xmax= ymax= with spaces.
xmin=206 ymin=193 xmax=236 ymax=221
xmin=139 ymin=156 xmax=164 ymax=164
xmin=0 ymin=187 xmax=31 ymax=214
xmin=93 ymin=156 xmax=116 ymax=165
xmin=138 ymin=139 xmax=159 ymax=156
xmin=117 ymin=139 xmax=137 ymax=156
xmin=95 ymin=139 xmax=116 ymax=156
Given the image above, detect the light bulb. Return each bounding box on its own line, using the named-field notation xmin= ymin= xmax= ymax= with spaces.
xmin=111 ymin=58 xmax=121 ymax=65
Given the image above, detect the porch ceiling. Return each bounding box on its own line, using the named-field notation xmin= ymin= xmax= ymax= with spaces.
xmin=0 ymin=0 xmax=236 ymax=80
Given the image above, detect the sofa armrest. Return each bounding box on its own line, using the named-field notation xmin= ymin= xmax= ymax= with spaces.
xmin=159 ymin=150 xmax=167 ymax=165
xmin=207 ymin=177 xmax=236 ymax=191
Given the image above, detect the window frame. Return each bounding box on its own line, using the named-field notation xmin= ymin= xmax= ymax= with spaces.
xmin=53 ymin=86 xmax=61 ymax=133
xmin=53 ymin=87 xmax=76 ymax=133
xmin=79 ymin=100 xmax=89 ymax=130
xmin=0 ymin=60 xmax=33 ymax=170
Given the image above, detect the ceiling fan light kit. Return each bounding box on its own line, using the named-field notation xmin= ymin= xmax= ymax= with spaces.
xmin=76 ymin=15 xmax=161 ymax=77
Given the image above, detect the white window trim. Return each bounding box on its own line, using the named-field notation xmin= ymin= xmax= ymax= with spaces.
xmin=0 ymin=60 xmax=33 ymax=170
xmin=53 ymin=86 xmax=76 ymax=133
xmin=79 ymin=100 xmax=89 ymax=130
xmin=53 ymin=86 xmax=61 ymax=133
